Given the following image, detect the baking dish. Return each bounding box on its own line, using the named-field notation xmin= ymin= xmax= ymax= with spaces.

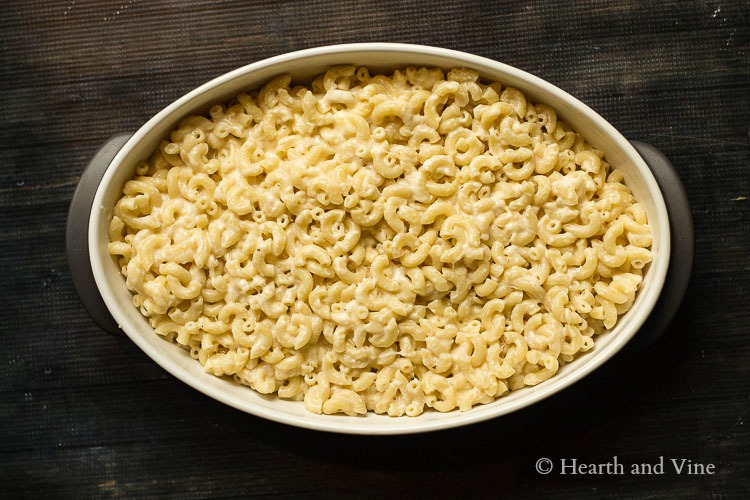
xmin=67 ymin=43 xmax=692 ymax=434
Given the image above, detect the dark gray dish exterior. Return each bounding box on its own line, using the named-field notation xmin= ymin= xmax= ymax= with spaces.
xmin=66 ymin=134 xmax=130 ymax=336
xmin=67 ymin=136 xmax=693 ymax=350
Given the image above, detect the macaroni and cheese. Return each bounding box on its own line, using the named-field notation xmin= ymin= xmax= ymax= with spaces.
xmin=109 ymin=67 xmax=652 ymax=416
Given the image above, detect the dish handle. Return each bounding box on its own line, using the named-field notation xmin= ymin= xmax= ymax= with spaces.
xmin=66 ymin=134 xmax=132 ymax=335
xmin=627 ymin=141 xmax=693 ymax=349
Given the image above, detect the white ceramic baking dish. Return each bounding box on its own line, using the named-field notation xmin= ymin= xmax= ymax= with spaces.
xmin=67 ymin=43 xmax=693 ymax=434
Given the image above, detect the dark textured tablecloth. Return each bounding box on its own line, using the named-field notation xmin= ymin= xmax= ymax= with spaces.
xmin=2 ymin=1 xmax=748 ymax=497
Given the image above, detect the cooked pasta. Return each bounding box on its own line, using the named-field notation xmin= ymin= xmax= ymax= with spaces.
xmin=109 ymin=66 xmax=652 ymax=416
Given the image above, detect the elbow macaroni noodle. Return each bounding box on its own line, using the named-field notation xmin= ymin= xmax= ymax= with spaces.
xmin=109 ymin=67 xmax=652 ymax=416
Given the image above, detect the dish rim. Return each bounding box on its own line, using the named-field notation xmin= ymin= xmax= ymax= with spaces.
xmin=88 ymin=43 xmax=671 ymax=434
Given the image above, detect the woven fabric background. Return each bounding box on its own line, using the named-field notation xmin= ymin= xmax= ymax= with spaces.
xmin=1 ymin=0 xmax=748 ymax=497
